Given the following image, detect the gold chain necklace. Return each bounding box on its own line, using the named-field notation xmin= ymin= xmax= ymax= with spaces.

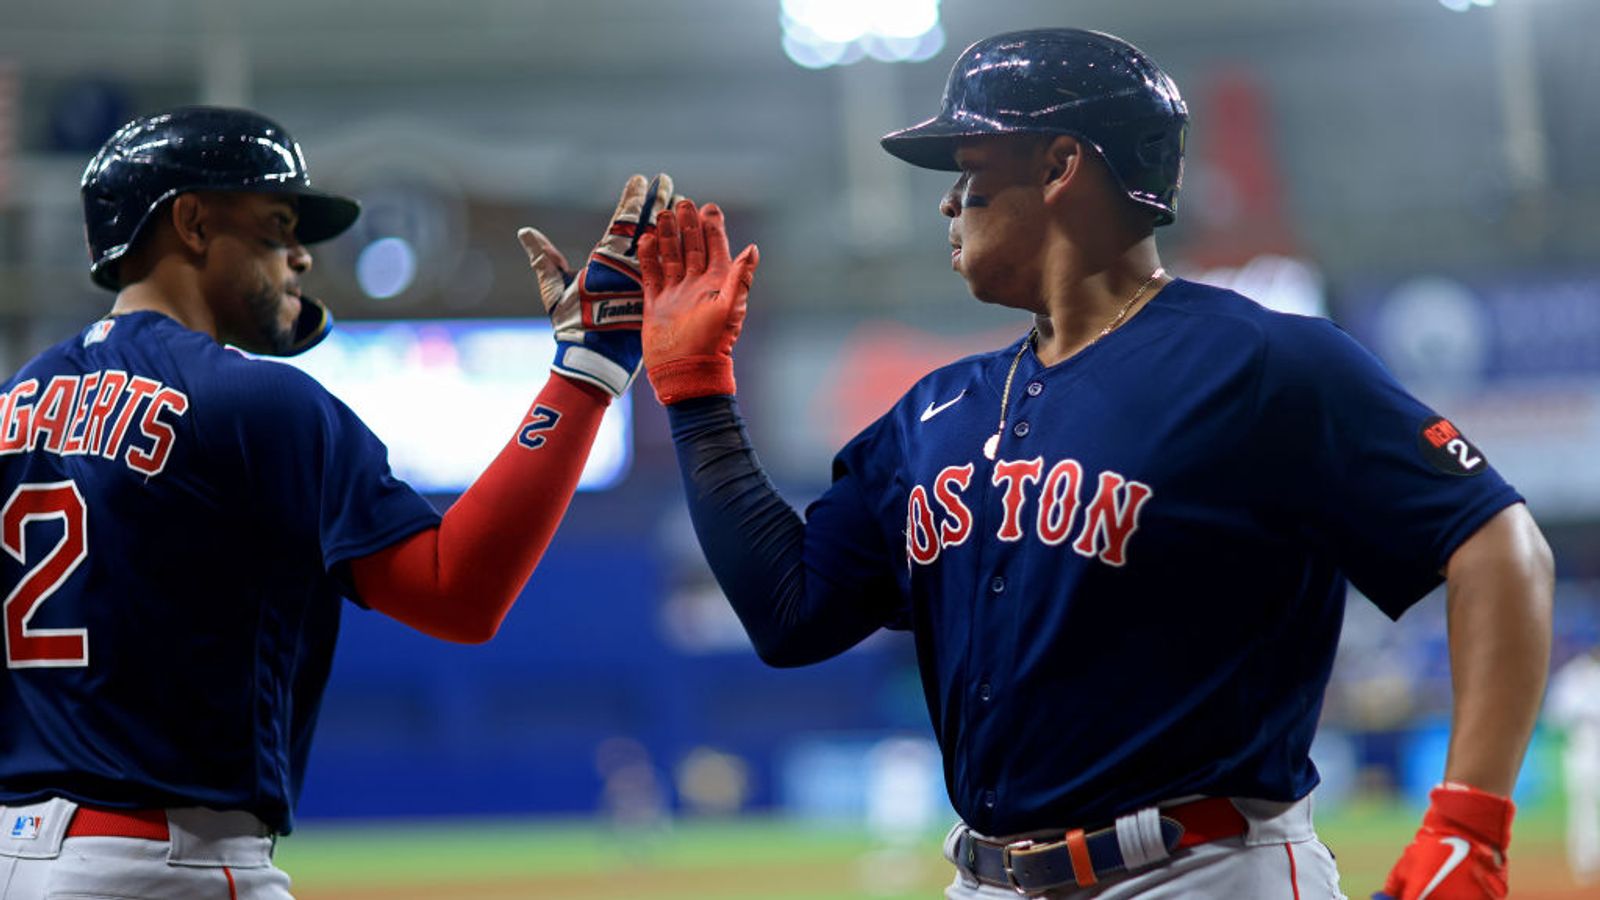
xmin=982 ymin=267 xmax=1166 ymax=460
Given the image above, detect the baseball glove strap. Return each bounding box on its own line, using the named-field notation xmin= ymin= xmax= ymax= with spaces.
xmin=959 ymin=797 xmax=1248 ymax=895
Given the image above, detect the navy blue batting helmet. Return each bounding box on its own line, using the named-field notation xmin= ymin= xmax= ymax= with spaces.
xmin=81 ymin=106 xmax=360 ymax=290
xmin=881 ymin=28 xmax=1189 ymax=226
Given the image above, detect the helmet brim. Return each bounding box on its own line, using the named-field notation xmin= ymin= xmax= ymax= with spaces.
xmin=257 ymin=185 xmax=361 ymax=246
xmin=880 ymin=116 xmax=983 ymax=171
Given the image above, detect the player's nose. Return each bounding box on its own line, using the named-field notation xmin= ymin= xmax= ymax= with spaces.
xmin=940 ymin=187 xmax=961 ymax=218
xmin=288 ymin=242 xmax=313 ymax=274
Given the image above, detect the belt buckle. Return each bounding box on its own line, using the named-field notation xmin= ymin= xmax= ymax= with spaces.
xmin=1000 ymin=838 xmax=1036 ymax=895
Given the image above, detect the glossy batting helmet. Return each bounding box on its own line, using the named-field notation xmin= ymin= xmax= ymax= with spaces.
xmin=881 ymin=28 xmax=1188 ymax=226
xmin=81 ymin=106 xmax=360 ymax=289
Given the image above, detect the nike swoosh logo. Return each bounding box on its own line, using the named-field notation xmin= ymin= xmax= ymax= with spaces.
xmin=920 ymin=390 xmax=966 ymax=422
xmin=1417 ymin=836 xmax=1472 ymax=900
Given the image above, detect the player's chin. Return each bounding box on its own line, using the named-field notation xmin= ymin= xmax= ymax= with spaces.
xmin=957 ymin=269 xmax=998 ymax=303
xmin=967 ymin=281 xmax=1034 ymax=312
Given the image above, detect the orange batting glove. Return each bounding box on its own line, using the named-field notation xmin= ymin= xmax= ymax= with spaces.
xmin=638 ymin=199 xmax=760 ymax=405
xmin=1374 ymin=783 xmax=1513 ymax=900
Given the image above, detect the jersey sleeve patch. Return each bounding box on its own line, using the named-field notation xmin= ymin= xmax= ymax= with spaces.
xmin=1417 ymin=416 xmax=1487 ymax=477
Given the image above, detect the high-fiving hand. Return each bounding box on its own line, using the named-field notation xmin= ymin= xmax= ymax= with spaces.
xmin=637 ymin=200 xmax=760 ymax=405
xmin=518 ymin=173 xmax=674 ymax=397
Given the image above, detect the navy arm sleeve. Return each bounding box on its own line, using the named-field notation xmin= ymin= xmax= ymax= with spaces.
xmin=668 ymin=396 xmax=904 ymax=667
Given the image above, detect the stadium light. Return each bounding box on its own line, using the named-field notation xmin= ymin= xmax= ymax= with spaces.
xmin=1439 ymin=0 xmax=1496 ymax=11
xmin=781 ymin=0 xmax=943 ymax=69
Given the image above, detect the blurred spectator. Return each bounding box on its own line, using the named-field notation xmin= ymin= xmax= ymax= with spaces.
xmin=595 ymin=737 xmax=670 ymax=856
xmin=1547 ymin=645 xmax=1600 ymax=885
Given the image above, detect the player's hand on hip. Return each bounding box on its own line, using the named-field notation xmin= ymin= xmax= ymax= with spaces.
xmin=517 ymin=172 xmax=674 ymax=397
xmin=638 ymin=199 xmax=760 ymax=405
xmin=1374 ymin=783 xmax=1513 ymax=900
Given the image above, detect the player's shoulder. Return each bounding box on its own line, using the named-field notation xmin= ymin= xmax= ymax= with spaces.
xmin=87 ymin=315 xmax=340 ymax=425
xmin=1156 ymin=277 xmax=1365 ymax=366
xmin=192 ymin=351 xmax=338 ymax=427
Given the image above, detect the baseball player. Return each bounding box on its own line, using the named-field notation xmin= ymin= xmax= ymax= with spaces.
xmin=637 ymin=29 xmax=1553 ymax=899
xmin=1547 ymin=645 xmax=1600 ymax=884
xmin=0 ymin=106 xmax=668 ymax=897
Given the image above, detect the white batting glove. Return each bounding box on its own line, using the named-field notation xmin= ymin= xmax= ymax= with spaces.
xmin=517 ymin=173 xmax=674 ymax=397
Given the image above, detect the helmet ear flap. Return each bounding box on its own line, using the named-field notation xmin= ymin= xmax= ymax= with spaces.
xmin=1134 ymin=125 xmax=1183 ymax=169
xmin=1135 ymin=131 xmax=1168 ymax=167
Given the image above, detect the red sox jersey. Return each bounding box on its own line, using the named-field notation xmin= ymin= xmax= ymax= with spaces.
xmin=668 ymin=278 xmax=1522 ymax=838
xmin=0 ymin=312 xmax=440 ymax=834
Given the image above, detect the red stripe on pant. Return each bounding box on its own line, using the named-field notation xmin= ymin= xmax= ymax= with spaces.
xmin=225 ymin=866 xmax=239 ymax=900
xmin=1284 ymin=842 xmax=1301 ymax=900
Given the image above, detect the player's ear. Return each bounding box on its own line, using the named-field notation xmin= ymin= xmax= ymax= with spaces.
xmin=1041 ymin=135 xmax=1081 ymax=204
xmin=168 ymin=193 xmax=211 ymax=255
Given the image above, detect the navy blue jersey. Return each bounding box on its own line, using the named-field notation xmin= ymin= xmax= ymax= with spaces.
xmin=0 ymin=312 xmax=439 ymax=833
xmin=812 ymin=279 xmax=1520 ymax=835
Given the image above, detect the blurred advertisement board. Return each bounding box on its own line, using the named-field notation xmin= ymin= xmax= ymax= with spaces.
xmin=284 ymin=318 xmax=631 ymax=493
xmin=1341 ymin=272 xmax=1600 ymax=519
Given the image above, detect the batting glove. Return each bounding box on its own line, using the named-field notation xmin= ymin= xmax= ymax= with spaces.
xmin=1374 ymin=783 xmax=1513 ymax=900
xmin=637 ymin=199 xmax=760 ymax=405
xmin=517 ymin=173 xmax=674 ymax=397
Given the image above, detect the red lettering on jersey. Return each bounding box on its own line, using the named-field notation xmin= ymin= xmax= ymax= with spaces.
xmin=0 ymin=380 xmax=37 ymax=454
xmin=60 ymin=372 xmax=100 ymax=456
xmin=83 ymin=371 xmax=128 ymax=456
xmin=1036 ymin=459 xmax=1084 ymax=546
xmin=28 ymin=377 xmax=80 ymax=454
xmin=2 ymin=481 xmax=90 ymax=667
xmin=906 ymin=485 xmax=940 ymax=565
xmin=1422 ymin=418 xmax=1460 ymax=448
xmin=1072 ymin=470 xmax=1154 ymax=567
xmin=101 ymin=377 xmax=160 ymax=462
xmin=126 ymin=388 xmax=189 ymax=476
xmin=992 ymin=457 xmax=1044 ymax=542
xmin=932 ymin=464 xmax=975 ymax=548
xmin=0 ymin=390 xmax=12 ymax=453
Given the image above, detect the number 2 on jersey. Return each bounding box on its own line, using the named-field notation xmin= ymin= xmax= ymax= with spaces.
xmin=3 ymin=481 xmax=89 ymax=668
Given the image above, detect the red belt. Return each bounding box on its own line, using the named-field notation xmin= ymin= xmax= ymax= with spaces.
xmin=960 ymin=797 xmax=1250 ymax=894
xmin=65 ymin=806 xmax=169 ymax=840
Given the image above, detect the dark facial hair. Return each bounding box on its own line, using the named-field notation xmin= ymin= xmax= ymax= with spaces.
xmin=242 ymin=275 xmax=296 ymax=356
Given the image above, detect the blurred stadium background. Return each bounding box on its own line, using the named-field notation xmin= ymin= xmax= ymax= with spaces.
xmin=3 ymin=0 xmax=1599 ymax=896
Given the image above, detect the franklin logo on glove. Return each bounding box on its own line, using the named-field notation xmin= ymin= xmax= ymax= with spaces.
xmin=519 ymin=173 xmax=675 ymax=397
xmin=592 ymin=298 xmax=644 ymax=325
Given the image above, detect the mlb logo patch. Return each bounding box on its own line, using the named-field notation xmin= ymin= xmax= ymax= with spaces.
xmin=9 ymin=814 xmax=41 ymax=840
xmin=83 ymin=319 xmax=115 ymax=347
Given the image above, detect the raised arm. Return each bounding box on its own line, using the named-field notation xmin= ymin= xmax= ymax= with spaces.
xmin=640 ymin=201 xmax=899 ymax=666
xmin=350 ymin=174 xmax=673 ymax=642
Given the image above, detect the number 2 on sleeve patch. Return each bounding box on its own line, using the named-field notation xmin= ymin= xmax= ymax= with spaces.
xmin=517 ymin=404 xmax=563 ymax=450
xmin=1418 ymin=415 xmax=1485 ymax=476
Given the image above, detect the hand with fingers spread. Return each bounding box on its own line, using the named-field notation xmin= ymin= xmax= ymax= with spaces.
xmin=638 ymin=199 xmax=760 ymax=405
xmin=517 ymin=173 xmax=674 ymax=396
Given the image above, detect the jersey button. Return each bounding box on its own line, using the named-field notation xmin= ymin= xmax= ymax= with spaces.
xmin=983 ymin=790 xmax=997 ymax=809
xmin=990 ymin=576 xmax=1005 ymax=594
xmin=1026 ymin=381 xmax=1043 ymax=397
xmin=1012 ymin=421 xmax=1030 ymax=437
xmin=978 ymin=682 xmax=992 ymax=701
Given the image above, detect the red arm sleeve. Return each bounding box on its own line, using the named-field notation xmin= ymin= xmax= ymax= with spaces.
xmin=348 ymin=373 xmax=610 ymax=643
